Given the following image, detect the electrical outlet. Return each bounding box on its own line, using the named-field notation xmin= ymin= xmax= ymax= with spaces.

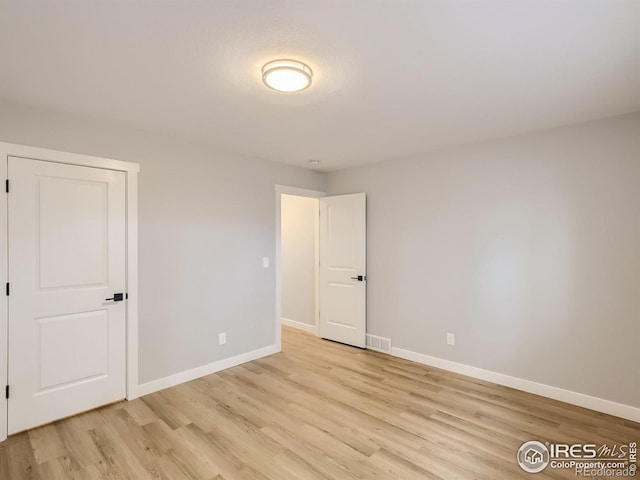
xmin=447 ymin=332 xmax=455 ymax=346
xmin=219 ymin=332 xmax=227 ymax=345
xmin=263 ymin=257 xmax=270 ymax=268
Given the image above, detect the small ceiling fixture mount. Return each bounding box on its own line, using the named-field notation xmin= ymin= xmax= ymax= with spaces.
xmin=262 ymin=59 xmax=313 ymax=92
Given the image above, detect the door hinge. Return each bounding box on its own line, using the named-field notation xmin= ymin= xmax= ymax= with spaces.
xmin=5 ymin=385 xmax=8 ymax=399
xmin=5 ymin=283 xmax=8 ymax=296
xmin=5 ymin=179 xmax=8 ymax=193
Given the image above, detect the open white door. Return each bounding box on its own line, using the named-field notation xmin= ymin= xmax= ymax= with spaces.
xmin=319 ymin=193 xmax=366 ymax=348
xmin=8 ymin=157 xmax=127 ymax=434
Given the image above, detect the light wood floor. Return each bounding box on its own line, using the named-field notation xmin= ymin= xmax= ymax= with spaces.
xmin=1 ymin=327 xmax=638 ymax=479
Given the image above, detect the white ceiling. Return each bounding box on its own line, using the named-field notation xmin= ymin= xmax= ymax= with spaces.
xmin=1 ymin=0 xmax=639 ymax=171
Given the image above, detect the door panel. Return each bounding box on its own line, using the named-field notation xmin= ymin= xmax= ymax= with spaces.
xmin=37 ymin=310 xmax=109 ymax=391
xmin=8 ymin=157 xmax=126 ymax=434
xmin=319 ymin=193 xmax=366 ymax=347
xmin=38 ymin=177 xmax=108 ymax=289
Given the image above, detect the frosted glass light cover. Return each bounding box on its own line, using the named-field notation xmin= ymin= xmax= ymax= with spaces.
xmin=262 ymin=60 xmax=313 ymax=92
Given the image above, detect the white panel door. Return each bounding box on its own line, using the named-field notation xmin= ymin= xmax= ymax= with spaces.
xmin=8 ymin=157 xmax=127 ymax=434
xmin=319 ymin=193 xmax=366 ymax=347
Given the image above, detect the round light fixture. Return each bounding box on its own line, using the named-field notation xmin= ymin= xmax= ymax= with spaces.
xmin=262 ymin=59 xmax=313 ymax=92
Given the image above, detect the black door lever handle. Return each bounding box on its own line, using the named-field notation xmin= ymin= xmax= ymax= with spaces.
xmin=105 ymin=293 xmax=124 ymax=302
xmin=350 ymin=275 xmax=366 ymax=281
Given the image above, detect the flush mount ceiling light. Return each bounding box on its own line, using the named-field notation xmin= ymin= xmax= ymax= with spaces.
xmin=262 ymin=59 xmax=313 ymax=92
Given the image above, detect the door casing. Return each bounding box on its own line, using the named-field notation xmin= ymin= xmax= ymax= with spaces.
xmin=0 ymin=142 xmax=140 ymax=441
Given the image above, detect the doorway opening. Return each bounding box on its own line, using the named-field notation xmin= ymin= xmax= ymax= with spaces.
xmin=275 ymin=186 xmax=368 ymax=351
xmin=275 ymin=186 xmax=324 ymax=350
xmin=281 ymin=194 xmax=320 ymax=335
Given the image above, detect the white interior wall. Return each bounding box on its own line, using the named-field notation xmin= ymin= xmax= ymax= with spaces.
xmin=2 ymin=97 xmax=638 ymax=416
xmin=0 ymin=100 xmax=326 ymax=387
xmin=326 ymin=112 xmax=640 ymax=410
xmin=281 ymin=195 xmax=318 ymax=330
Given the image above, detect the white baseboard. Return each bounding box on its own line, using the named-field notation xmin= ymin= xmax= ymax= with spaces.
xmin=391 ymin=346 xmax=640 ymax=423
xmin=137 ymin=344 xmax=280 ymax=397
xmin=281 ymin=317 xmax=318 ymax=335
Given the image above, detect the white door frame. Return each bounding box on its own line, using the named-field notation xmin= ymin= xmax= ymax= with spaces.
xmin=275 ymin=185 xmax=325 ymax=351
xmin=0 ymin=142 xmax=140 ymax=441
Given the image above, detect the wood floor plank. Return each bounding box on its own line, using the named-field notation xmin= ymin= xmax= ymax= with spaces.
xmin=5 ymin=433 xmax=42 ymax=480
xmin=1 ymin=326 xmax=638 ymax=479
xmin=27 ymin=424 xmax=67 ymax=465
